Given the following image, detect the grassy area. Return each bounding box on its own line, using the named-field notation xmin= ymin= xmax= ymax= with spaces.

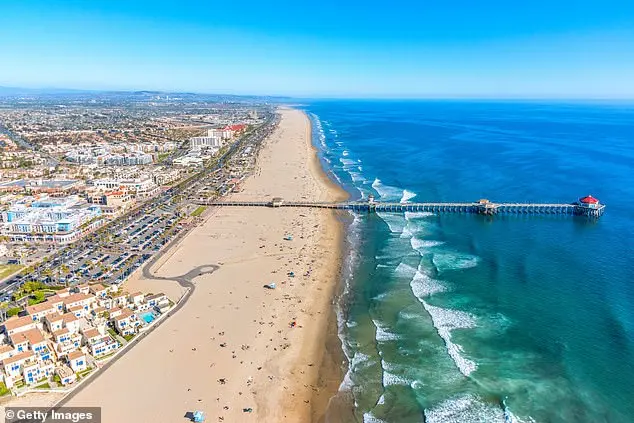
xmin=0 ymin=382 xmax=10 ymax=396
xmin=52 ymin=374 xmax=61 ymax=385
xmin=77 ymin=368 xmax=93 ymax=379
xmin=156 ymin=152 xmax=170 ymax=164
xmin=191 ymin=206 xmax=206 ymax=217
xmin=95 ymin=351 xmax=118 ymax=361
xmin=107 ymin=328 xmax=118 ymax=339
xmin=6 ymin=307 xmax=21 ymax=317
xmin=0 ymin=264 xmax=23 ymax=280
xmin=35 ymin=381 xmax=50 ymax=389
xmin=123 ymin=334 xmax=135 ymax=342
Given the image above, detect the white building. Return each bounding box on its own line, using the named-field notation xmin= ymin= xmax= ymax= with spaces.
xmin=190 ymin=129 xmax=224 ymax=149
xmin=1 ymin=195 xmax=104 ymax=244
xmin=91 ymin=175 xmax=159 ymax=199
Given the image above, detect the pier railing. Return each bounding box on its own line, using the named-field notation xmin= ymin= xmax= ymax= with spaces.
xmin=193 ymin=198 xmax=605 ymax=218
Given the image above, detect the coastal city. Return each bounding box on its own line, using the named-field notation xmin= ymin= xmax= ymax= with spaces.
xmin=0 ymin=91 xmax=276 ymax=399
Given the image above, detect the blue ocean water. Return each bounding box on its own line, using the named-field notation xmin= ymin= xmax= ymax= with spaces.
xmin=303 ymin=101 xmax=634 ymax=423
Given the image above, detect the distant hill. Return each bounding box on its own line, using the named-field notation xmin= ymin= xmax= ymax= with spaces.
xmin=0 ymin=85 xmax=293 ymax=102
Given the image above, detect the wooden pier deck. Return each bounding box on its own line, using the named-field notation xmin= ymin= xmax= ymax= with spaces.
xmin=193 ymin=198 xmax=605 ymax=218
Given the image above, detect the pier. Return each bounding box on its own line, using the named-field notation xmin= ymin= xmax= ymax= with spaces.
xmin=194 ymin=195 xmax=606 ymax=218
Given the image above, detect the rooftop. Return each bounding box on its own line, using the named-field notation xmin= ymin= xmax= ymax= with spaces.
xmin=2 ymin=315 xmax=36 ymax=331
xmin=67 ymin=350 xmax=85 ymax=360
xmin=11 ymin=328 xmax=45 ymax=346
xmin=1 ymin=350 xmax=35 ymax=366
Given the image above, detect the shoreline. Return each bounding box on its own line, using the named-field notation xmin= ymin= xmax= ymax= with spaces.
xmin=53 ymin=107 xmax=350 ymax=422
xmin=303 ymin=112 xmax=350 ymax=423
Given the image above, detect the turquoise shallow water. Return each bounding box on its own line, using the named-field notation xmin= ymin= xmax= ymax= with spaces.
xmin=302 ymin=101 xmax=634 ymax=423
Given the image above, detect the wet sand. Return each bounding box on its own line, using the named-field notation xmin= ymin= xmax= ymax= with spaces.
xmin=63 ymin=108 xmax=347 ymax=422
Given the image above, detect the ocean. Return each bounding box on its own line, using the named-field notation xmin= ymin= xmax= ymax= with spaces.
xmin=301 ymin=100 xmax=634 ymax=423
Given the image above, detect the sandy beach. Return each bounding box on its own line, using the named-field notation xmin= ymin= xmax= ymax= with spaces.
xmin=60 ymin=108 xmax=347 ymax=422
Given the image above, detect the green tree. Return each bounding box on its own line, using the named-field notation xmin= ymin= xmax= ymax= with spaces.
xmin=6 ymin=307 xmax=21 ymax=317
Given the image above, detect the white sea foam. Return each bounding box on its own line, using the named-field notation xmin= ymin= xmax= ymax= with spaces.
xmin=394 ymin=262 xmax=418 ymax=278
xmin=400 ymin=222 xmax=416 ymax=239
xmin=373 ymin=320 xmax=401 ymax=342
xmin=405 ymin=211 xmax=434 ymax=220
xmin=398 ymin=309 xmax=424 ymax=321
xmin=410 ymin=237 xmax=444 ymax=254
xmin=377 ymin=394 xmax=386 ymax=405
xmin=425 ymin=393 xmax=506 ymax=423
xmin=382 ymin=370 xmax=411 ymax=386
xmin=351 ymin=351 xmax=374 ymax=371
xmin=342 ymin=149 xmax=349 ymax=156
xmin=421 ymin=301 xmax=478 ymax=376
xmin=340 ymin=157 xmax=358 ymax=167
xmin=433 ymin=252 xmax=480 ymax=272
xmin=373 ymin=291 xmax=390 ymax=301
xmin=400 ymin=189 xmax=417 ymax=203
xmin=410 ymin=270 xmax=447 ymax=299
xmin=349 ymin=171 xmax=367 ymax=183
xmin=376 ymin=212 xmax=407 ymax=233
xmin=363 ymin=412 xmax=389 ymax=423
xmin=371 ymin=178 xmax=403 ymax=201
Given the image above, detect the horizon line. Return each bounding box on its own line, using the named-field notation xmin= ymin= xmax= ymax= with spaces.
xmin=2 ymin=84 xmax=634 ymax=103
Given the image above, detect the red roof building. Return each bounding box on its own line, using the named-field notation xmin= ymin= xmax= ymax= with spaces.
xmin=579 ymin=195 xmax=599 ymax=204
xmin=223 ymin=124 xmax=247 ymax=132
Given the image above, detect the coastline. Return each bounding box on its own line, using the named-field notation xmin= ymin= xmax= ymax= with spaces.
xmin=50 ymin=107 xmax=349 ymax=422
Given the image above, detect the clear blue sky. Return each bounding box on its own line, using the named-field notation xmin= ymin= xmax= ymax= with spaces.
xmin=1 ymin=1 xmax=633 ymax=98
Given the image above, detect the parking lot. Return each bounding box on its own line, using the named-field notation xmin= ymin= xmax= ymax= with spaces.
xmin=0 ymin=203 xmax=183 ymax=302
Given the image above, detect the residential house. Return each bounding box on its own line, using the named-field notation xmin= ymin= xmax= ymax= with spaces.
xmin=113 ymin=309 xmax=140 ymax=336
xmin=62 ymin=293 xmax=96 ymax=313
xmin=111 ymin=292 xmax=128 ymax=307
xmin=67 ymin=350 xmax=87 ymax=373
xmin=56 ymin=288 xmax=71 ymax=298
xmin=108 ymin=307 xmax=123 ymax=319
xmin=44 ymin=313 xmax=65 ymax=333
xmin=146 ymin=293 xmax=168 ymax=309
xmin=46 ymin=295 xmax=65 ymax=313
xmin=0 ymin=345 xmax=15 ymax=361
xmin=129 ymin=292 xmax=144 ymax=306
xmin=23 ymin=360 xmax=54 ymax=385
xmin=25 ymin=302 xmax=58 ymax=322
xmin=1 ymin=350 xmax=35 ymax=379
xmin=97 ymin=296 xmax=113 ymax=309
xmin=2 ymin=316 xmax=37 ymax=336
xmin=75 ymin=284 xmax=90 ymax=295
xmin=61 ymin=313 xmax=81 ymax=334
xmin=55 ymin=365 xmax=76 ymax=385
xmin=68 ymin=305 xmax=87 ymax=319
xmin=10 ymin=328 xmax=46 ymax=354
xmin=52 ymin=328 xmax=71 ymax=343
xmin=89 ymin=284 xmax=108 ymax=298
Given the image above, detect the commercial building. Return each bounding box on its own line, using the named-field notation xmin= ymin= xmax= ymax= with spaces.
xmin=0 ymin=179 xmax=83 ymax=195
xmin=1 ymin=195 xmax=103 ymax=244
xmin=90 ymin=175 xmax=159 ymax=199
